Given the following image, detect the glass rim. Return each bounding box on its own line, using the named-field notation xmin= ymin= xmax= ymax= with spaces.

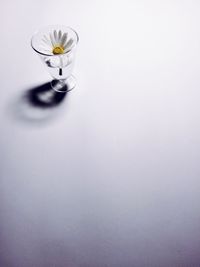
xmin=31 ymin=25 xmax=79 ymax=57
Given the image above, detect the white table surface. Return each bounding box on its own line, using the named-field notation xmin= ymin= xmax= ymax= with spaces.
xmin=1 ymin=0 xmax=200 ymax=266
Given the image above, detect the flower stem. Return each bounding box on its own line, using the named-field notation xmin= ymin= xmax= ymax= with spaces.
xmin=59 ymin=56 xmax=63 ymax=76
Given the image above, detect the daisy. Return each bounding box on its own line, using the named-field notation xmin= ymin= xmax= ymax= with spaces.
xmin=40 ymin=30 xmax=74 ymax=55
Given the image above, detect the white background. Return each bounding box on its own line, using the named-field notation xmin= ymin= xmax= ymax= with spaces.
xmin=0 ymin=0 xmax=200 ymax=266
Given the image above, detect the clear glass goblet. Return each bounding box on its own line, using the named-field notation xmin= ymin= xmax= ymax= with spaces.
xmin=31 ymin=25 xmax=79 ymax=92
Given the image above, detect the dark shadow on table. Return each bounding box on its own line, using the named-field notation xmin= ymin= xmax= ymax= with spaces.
xmin=26 ymin=81 xmax=67 ymax=108
xmin=9 ymin=81 xmax=68 ymax=125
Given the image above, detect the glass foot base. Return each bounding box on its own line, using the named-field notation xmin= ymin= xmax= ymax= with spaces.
xmin=51 ymin=75 xmax=76 ymax=93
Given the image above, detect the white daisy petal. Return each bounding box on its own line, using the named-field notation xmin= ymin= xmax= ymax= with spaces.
xmin=42 ymin=39 xmax=52 ymax=48
xmin=43 ymin=35 xmax=49 ymax=41
xmin=40 ymin=46 xmax=51 ymax=51
xmin=50 ymin=33 xmax=55 ymax=46
xmin=42 ymin=35 xmax=52 ymax=46
xmin=61 ymin=33 xmax=68 ymax=46
xmin=64 ymin=38 xmax=73 ymax=51
xmin=54 ymin=30 xmax=57 ymax=43
xmin=58 ymin=30 xmax=62 ymax=41
xmin=44 ymin=50 xmax=52 ymax=54
xmin=40 ymin=44 xmax=49 ymax=49
xmin=39 ymin=46 xmax=52 ymax=54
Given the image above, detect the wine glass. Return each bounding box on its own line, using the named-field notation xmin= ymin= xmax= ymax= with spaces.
xmin=31 ymin=25 xmax=79 ymax=92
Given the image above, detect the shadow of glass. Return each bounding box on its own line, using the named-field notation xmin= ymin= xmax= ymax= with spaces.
xmin=27 ymin=81 xmax=67 ymax=108
xmin=9 ymin=81 xmax=68 ymax=125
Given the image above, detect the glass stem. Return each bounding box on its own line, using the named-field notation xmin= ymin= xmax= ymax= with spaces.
xmin=59 ymin=56 xmax=64 ymax=77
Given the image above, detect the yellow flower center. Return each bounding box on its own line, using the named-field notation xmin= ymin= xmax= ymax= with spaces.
xmin=52 ymin=46 xmax=64 ymax=55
